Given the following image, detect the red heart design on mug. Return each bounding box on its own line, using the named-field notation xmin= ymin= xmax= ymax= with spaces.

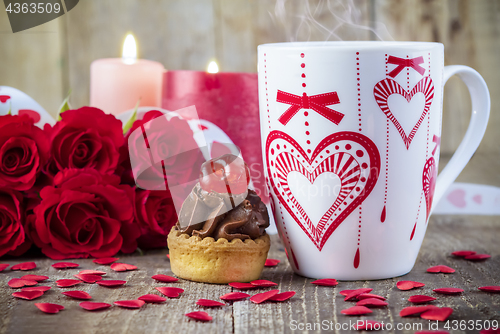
xmin=18 ymin=109 xmax=41 ymax=123
xmin=374 ymin=77 xmax=434 ymax=149
xmin=422 ymin=156 xmax=437 ymax=221
xmin=0 ymin=95 xmax=10 ymax=103
xmin=266 ymin=131 xmax=380 ymax=251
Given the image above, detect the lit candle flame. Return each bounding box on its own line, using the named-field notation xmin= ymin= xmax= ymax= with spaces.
xmin=207 ymin=60 xmax=219 ymax=73
xmin=122 ymin=34 xmax=137 ymax=64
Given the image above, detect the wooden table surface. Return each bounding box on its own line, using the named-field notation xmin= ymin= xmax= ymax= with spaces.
xmin=0 ymin=154 xmax=499 ymax=334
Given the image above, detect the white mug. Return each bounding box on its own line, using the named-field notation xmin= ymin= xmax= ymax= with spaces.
xmin=258 ymin=41 xmax=490 ymax=280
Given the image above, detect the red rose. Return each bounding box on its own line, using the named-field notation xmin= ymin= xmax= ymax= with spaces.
xmin=30 ymin=168 xmax=140 ymax=259
xmin=0 ymin=114 xmax=50 ymax=191
xmin=46 ymin=107 xmax=124 ymax=175
xmin=0 ymin=188 xmax=29 ymax=257
xmin=134 ymin=189 xmax=177 ymax=249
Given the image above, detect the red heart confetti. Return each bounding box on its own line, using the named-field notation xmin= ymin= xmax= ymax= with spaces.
xmin=427 ymin=265 xmax=455 ymax=273
xmin=478 ymin=286 xmax=500 ymax=293
xmin=185 ymin=311 xmax=212 ymax=322
xmin=357 ymin=293 xmax=386 ymax=301
xmin=250 ymin=289 xmax=279 ymax=304
xmin=339 ymin=289 xmax=355 ymax=296
xmin=408 ymin=295 xmax=437 ymax=304
xmin=269 ymin=291 xmax=296 ymax=302
xmin=93 ymin=257 xmax=118 ymax=265
xmin=220 ymin=292 xmax=250 ymax=301
xmin=344 ymin=288 xmax=373 ymax=301
xmin=138 ymin=294 xmax=167 ymax=303
xmin=0 ymin=264 xmax=9 ymax=271
xmin=356 ymin=298 xmax=388 ymax=307
xmin=355 ymin=320 xmax=384 ymax=331
xmin=79 ymin=301 xmax=112 ymax=311
xmin=397 ymin=280 xmax=425 ymax=290
xmin=433 ymin=288 xmax=464 ymax=295
xmin=74 ymin=274 xmax=102 ymax=283
xmin=110 ymin=263 xmax=137 ymax=272
xmin=96 ymin=280 xmax=127 ymax=288
xmin=229 ymin=282 xmax=256 ymax=290
xmin=8 ymin=278 xmax=38 ymax=288
xmin=114 ymin=300 xmax=145 ymax=309
xmin=166 ymin=254 xmax=170 ymax=259
xmin=420 ymin=307 xmax=454 ymax=321
xmin=21 ymin=275 xmax=49 ymax=282
xmin=340 ymin=305 xmax=373 ymax=315
xmin=480 ymin=330 xmax=500 ymax=334
xmin=156 ymin=287 xmax=184 ymax=298
xmin=62 ymin=290 xmax=92 ymax=300
xmin=465 ymin=253 xmax=491 ymax=261
xmin=415 ymin=331 xmax=449 ymax=334
xmin=11 ymin=262 xmax=36 ymax=271
xmin=22 ymin=286 xmax=51 ymax=292
xmin=451 ymin=250 xmax=476 ymax=257
xmin=151 ymin=274 xmax=178 ymax=283
xmin=311 ymin=278 xmax=338 ymax=286
xmin=52 ymin=262 xmax=79 ymax=269
xmin=79 ymin=270 xmax=106 ymax=276
xmin=12 ymin=290 xmax=44 ymax=300
xmin=35 ymin=303 xmax=64 ymax=314
xmin=400 ymin=306 xmax=438 ymax=317
xmin=265 ymin=259 xmax=280 ymax=267
xmin=251 ymin=280 xmax=278 ymax=288
xmin=56 ymin=279 xmax=82 ymax=288
xmin=196 ymin=299 xmax=225 ymax=307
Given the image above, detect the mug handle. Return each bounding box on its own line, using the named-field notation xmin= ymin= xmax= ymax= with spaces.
xmin=431 ymin=65 xmax=490 ymax=212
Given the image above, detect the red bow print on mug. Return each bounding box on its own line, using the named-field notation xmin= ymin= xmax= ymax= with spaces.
xmin=276 ymin=90 xmax=343 ymax=125
xmin=387 ymin=56 xmax=426 ymax=78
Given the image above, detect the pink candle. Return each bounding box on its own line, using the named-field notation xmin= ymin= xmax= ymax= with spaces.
xmin=90 ymin=35 xmax=164 ymax=116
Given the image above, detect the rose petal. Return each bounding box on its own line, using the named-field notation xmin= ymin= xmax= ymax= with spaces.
xmin=114 ymin=300 xmax=145 ymax=309
xmin=110 ymin=263 xmax=137 ymax=272
xmin=408 ymin=295 xmax=437 ymax=304
xmin=93 ymin=257 xmax=119 ymax=265
xmin=96 ymin=280 xmax=127 ymax=287
xmin=311 ymin=279 xmax=338 ymax=286
xmin=155 ymin=287 xmax=184 ymax=298
xmin=264 ymin=259 xmax=280 ymax=267
xmin=62 ymin=290 xmax=92 ymax=300
xmin=185 ymin=311 xmax=212 ymax=322
xmin=220 ymin=292 xmax=250 ymax=301
xmin=340 ymin=289 xmax=355 ymax=296
xmin=356 ymin=298 xmax=388 ymax=307
xmin=465 ymin=253 xmax=491 ymax=261
xmin=12 ymin=290 xmax=44 ymax=300
xmin=397 ymin=280 xmax=425 ymax=291
xmin=196 ymin=299 xmax=225 ymax=307
xmin=229 ymin=282 xmax=256 ymax=290
xmin=420 ymin=307 xmax=454 ymax=321
xmin=268 ymin=291 xmax=296 ymax=302
xmin=8 ymin=278 xmax=38 ymax=288
xmin=79 ymin=270 xmax=106 ymax=276
xmin=451 ymin=250 xmax=476 ymax=257
xmin=52 ymin=262 xmax=79 ymax=269
xmin=22 ymin=286 xmax=51 ymax=292
xmin=357 ymin=293 xmax=386 ymax=301
xmin=400 ymin=306 xmax=438 ymax=317
xmin=11 ymin=262 xmax=36 ymax=271
xmin=74 ymin=274 xmax=102 ymax=283
xmin=250 ymin=280 xmax=278 ymax=288
xmin=0 ymin=264 xmax=9 ymax=271
xmin=427 ymin=265 xmax=455 ymax=274
xmin=341 ymin=305 xmax=373 ymax=315
xmin=138 ymin=294 xmax=167 ymax=303
xmin=35 ymin=303 xmax=64 ymax=314
xmin=56 ymin=279 xmax=82 ymax=287
xmin=433 ymin=288 xmax=464 ymax=295
xmin=79 ymin=301 xmax=112 ymax=311
xmin=249 ymin=290 xmax=279 ymax=304
xmin=355 ymin=320 xmax=384 ymax=331
xmin=21 ymin=275 xmax=49 ymax=282
xmin=151 ymin=274 xmax=178 ymax=283
xmin=478 ymin=286 xmax=500 ymax=293
xmin=344 ymin=288 xmax=373 ymax=301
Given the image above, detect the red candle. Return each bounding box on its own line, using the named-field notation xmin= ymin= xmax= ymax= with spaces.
xmin=162 ymin=68 xmax=268 ymax=203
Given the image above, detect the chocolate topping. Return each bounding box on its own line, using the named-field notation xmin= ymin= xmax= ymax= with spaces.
xmin=176 ymin=183 xmax=269 ymax=241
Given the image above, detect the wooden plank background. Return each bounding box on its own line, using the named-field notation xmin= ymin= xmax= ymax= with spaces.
xmin=0 ymin=0 xmax=499 ymax=155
